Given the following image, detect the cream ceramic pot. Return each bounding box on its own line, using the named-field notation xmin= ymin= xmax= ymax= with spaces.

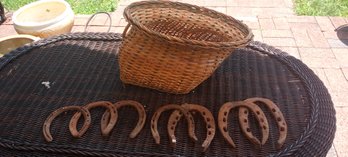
xmin=12 ymin=0 xmax=74 ymax=38
xmin=0 ymin=34 xmax=40 ymax=57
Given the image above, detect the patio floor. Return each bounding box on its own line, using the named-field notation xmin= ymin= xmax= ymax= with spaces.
xmin=1 ymin=0 xmax=347 ymax=156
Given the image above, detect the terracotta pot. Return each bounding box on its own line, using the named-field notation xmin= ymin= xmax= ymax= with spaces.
xmin=0 ymin=35 xmax=40 ymax=57
xmin=12 ymin=0 xmax=74 ymax=38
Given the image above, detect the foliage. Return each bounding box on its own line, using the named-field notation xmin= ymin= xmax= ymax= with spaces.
xmin=295 ymin=0 xmax=348 ymax=17
xmin=2 ymin=0 xmax=117 ymax=14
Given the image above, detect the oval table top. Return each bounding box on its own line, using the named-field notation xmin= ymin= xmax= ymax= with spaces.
xmin=0 ymin=33 xmax=335 ymax=156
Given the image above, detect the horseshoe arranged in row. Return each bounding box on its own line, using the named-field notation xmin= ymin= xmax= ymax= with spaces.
xmin=151 ymin=104 xmax=197 ymax=145
xmin=218 ymin=101 xmax=269 ymax=148
xmin=69 ymin=101 xmax=117 ymax=137
xmin=43 ymin=106 xmax=91 ymax=142
xmin=44 ymin=98 xmax=286 ymax=150
xmin=244 ymin=97 xmax=287 ymax=149
xmin=167 ymin=104 xmax=215 ymax=152
xmin=238 ymin=104 xmax=269 ymax=146
xmin=101 ymin=100 xmax=147 ymax=138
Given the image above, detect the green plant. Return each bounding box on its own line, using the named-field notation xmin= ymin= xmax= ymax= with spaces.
xmin=295 ymin=0 xmax=348 ymax=17
xmin=2 ymin=0 xmax=34 ymax=11
xmin=66 ymin=0 xmax=117 ymax=14
xmin=2 ymin=0 xmax=118 ymax=14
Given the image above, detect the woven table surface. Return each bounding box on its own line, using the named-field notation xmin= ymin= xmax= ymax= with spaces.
xmin=0 ymin=33 xmax=335 ymax=156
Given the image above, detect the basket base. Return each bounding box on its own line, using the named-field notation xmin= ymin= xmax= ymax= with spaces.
xmin=120 ymin=75 xmax=196 ymax=94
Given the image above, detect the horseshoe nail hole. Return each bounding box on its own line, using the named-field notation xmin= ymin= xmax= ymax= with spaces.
xmin=172 ymin=121 xmax=176 ymax=125
xmin=151 ymin=124 xmax=154 ymax=129
xmin=260 ymin=118 xmax=264 ymax=122
xmin=190 ymin=117 xmax=193 ymax=121
xmin=207 ymin=124 xmax=211 ymax=128
xmin=272 ymin=108 xmax=276 ymax=112
xmin=244 ymin=119 xmax=247 ymax=123
xmin=223 ymin=127 xmax=227 ymax=132
xmin=283 ymin=122 xmax=286 ymax=125
xmin=256 ymin=111 xmax=260 ymax=115
xmin=263 ymin=125 xmax=267 ymax=130
xmin=277 ymin=117 xmax=282 ymax=121
xmin=179 ymin=112 xmax=183 ymax=116
xmin=223 ymin=118 xmax=226 ymax=122
xmin=280 ymin=127 xmax=285 ymax=131
xmin=244 ymin=110 xmax=248 ymax=114
xmin=208 ymin=131 xmax=212 ymax=135
xmin=224 ymin=112 xmax=227 ymax=116
xmin=206 ymin=118 xmax=210 ymax=122
xmin=176 ymin=116 xmax=180 ymax=120
xmin=246 ymin=128 xmax=251 ymax=132
xmin=202 ymin=112 xmax=206 ymax=115
xmin=171 ymin=126 xmax=174 ymax=130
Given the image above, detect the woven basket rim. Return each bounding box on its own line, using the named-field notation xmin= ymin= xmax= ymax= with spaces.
xmin=123 ymin=0 xmax=254 ymax=49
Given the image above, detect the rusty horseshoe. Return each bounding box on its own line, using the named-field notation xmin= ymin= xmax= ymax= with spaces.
xmin=43 ymin=106 xmax=91 ymax=142
xmin=168 ymin=104 xmax=215 ymax=152
xmin=101 ymin=100 xmax=146 ymax=138
xmin=238 ymin=103 xmax=270 ymax=146
xmin=218 ymin=101 xmax=269 ymax=148
xmin=69 ymin=101 xmax=117 ymax=137
xmin=151 ymin=104 xmax=197 ymax=144
xmin=244 ymin=97 xmax=287 ymax=149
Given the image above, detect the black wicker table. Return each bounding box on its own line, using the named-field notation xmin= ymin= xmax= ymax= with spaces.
xmin=0 ymin=33 xmax=336 ymax=156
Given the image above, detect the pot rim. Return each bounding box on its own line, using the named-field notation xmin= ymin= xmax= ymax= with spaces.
xmin=0 ymin=34 xmax=40 ymax=43
xmin=12 ymin=0 xmax=72 ymax=29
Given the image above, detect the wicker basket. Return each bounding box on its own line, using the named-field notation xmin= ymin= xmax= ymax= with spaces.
xmin=119 ymin=1 xmax=253 ymax=94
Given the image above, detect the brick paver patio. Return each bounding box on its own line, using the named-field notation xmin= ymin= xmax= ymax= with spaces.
xmin=1 ymin=0 xmax=347 ymax=156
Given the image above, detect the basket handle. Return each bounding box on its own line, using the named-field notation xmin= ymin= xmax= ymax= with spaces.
xmin=122 ymin=23 xmax=131 ymax=38
xmin=84 ymin=12 xmax=112 ymax=32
